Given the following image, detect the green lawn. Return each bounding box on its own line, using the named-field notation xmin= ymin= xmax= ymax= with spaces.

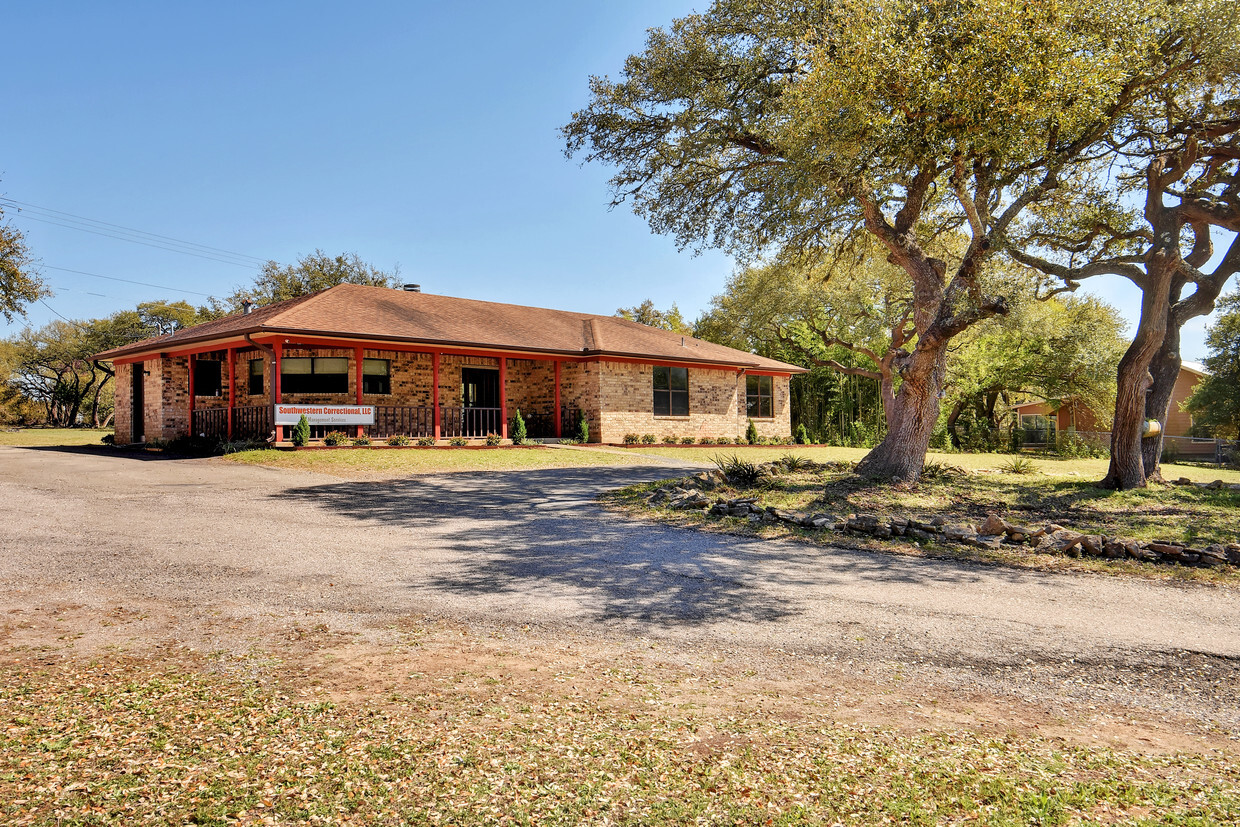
xmin=621 ymin=444 xmax=1240 ymax=484
xmin=222 ymin=444 xmax=646 ymax=476
xmin=0 ymin=428 xmax=112 ymax=447
xmin=2 ymin=658 xmax=1235 ymax=826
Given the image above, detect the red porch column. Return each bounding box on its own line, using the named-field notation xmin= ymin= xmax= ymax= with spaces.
xmin=432 ymin=351 xmax=441 ymax=441
xmin=274 ymin=342 xmax=284 ymax=442
xmin=499 ymin=357 xmax=508 ymax=440
xmin=354 ymin=345 xmax=365 ymax=438
xmin=187 ymin=354 xmax=195 ymax=436
xmin=227 ymin=348 xmax=236 ymax=439
xmin=554 ymin=360 xmax=562 ymax=438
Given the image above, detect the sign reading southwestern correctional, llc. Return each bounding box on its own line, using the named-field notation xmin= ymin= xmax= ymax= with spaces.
xmin=274 ymin=405 xmax=375 ymax=426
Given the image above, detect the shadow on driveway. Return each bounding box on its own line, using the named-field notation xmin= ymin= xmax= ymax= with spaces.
xmin=272 ymin=466 xmax=1007 ymax=628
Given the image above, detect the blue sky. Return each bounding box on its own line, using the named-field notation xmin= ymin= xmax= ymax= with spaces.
xmin=0 ymin=2 xmax=1227 ymax=360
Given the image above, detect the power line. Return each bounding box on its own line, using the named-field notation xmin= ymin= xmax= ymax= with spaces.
xmin=37 ymin=298 xmax=88 ymax=330
xmin=11 ymin=213 xmax=261 ymax=269
xmin=40 ymin=264 xmax=216 ymax=298
xmin=0 ymin=197 xmax=268 ymax=269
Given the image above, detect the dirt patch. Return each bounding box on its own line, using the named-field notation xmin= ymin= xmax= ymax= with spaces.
xmin=2 ymin=599 xmax=1233 ymax=758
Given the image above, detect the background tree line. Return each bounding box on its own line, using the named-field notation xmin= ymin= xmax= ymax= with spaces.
xmin=0 ymin=251 xmax=398 ymax=427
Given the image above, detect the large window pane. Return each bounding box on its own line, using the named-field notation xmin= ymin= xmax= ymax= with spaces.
xmin=193 ymin=360 xmax=222 ymax=397
xmin=745 ymin=374 xmax=773 ymax=419
xmin=314 ymin=358 xmax=348 ymax=375
xmin=653 ymin=366 xmax=689 ymax=416
xmin=282 ymin=358 xmax=312 ymax=375
xmin=248 ymin=359 xmax=263 ymax=395
xmin=362 ymin=359 xmax=390 ymax=395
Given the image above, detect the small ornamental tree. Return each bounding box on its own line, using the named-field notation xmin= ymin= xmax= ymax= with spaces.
xmin=745 ymin=418 xmax=759 ymax=445
xmin=291 ymin=414 xmax=311 ymax=446
xmin=512 ymin=408 xmax=528 ymax=444
xmin=577 ymin=411 xmax=589 ymax=443
xmin=795 ymin=423 xmax=810 ymax=445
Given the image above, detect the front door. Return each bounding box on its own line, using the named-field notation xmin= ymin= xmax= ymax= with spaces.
xmin=461 ymin=367 xmax=499 ymax=408
xmin=131 ymin=361 xmax=145 ymax=443
xmin=460 ymin=367 xmax=500 ymax=436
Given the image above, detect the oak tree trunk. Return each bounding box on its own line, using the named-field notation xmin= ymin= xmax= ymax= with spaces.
xmin=854 ymin=346 xmax=947 ymax=483
xmin=1140 ymin=322 xmax=1182 ymax=482
xmin=1102 ymin=258 xmax=1174 ymax=490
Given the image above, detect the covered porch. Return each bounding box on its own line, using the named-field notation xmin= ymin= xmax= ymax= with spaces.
xmin=177 ymin=337 xmax=592 ymax=444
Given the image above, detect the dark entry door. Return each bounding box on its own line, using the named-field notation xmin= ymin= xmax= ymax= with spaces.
xmin=460 ymin=367 xmax=501 ymax=437
xmin=131 ymin=361 xmax=145 ymax=443
xmin=461 ymin=368 xmax=499 ymax=408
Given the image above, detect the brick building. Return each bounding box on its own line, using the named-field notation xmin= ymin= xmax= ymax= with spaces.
xmin=93 ymin=284 xmax=804 ymax=445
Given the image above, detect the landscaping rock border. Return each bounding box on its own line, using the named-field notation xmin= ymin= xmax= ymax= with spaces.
xmin=644 ymin=468 xmax=1240 ymax=570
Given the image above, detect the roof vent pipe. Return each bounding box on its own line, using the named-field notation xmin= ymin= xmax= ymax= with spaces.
xmin=242 ymin=299 xmax=253 ymax=315
xmin=403 ymin=283 xmax=421 ymax=293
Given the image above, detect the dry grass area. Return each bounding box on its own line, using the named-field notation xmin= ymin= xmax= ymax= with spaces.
xmin=622 ymin=444 xmax=1240 ymax=485
xmin=605 ymin=459 xmax=1240 ymax=585
xmin=0 ymin=428 xmax=112 ymax=447
xmin=219 ymin=445 xmax=647 ymax=477
xmin=2 ymin=604 xmax=1237 ymax=826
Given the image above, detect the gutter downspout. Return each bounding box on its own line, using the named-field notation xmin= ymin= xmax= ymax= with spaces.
xmin=246 ymin=334 xmax=278 ymax=443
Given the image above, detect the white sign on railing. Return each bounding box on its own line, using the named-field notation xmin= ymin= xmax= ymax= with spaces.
xmin=274 ymin=404 xmax=375 ymax=426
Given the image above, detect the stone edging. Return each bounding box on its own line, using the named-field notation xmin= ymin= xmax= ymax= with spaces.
xmin=645 ymin=471 xmax=1240 ymax=570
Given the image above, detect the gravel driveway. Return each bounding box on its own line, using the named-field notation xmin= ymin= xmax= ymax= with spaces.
xmin=3 ymin=444 xmax=1238 ymax=730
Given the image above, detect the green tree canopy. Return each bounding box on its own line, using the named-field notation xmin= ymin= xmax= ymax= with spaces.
xmin=615 ymin=299 xmax=693 ymax=335
xmin=565 ymin=0 xmax=1216 ymax=482
xmin=0 ymin=203 xmax=46 ymax=322
xmin=1185 ymin=290 xmax=1240 ymax=439
xmin=211 ymin=250 xmax=399 ymax=315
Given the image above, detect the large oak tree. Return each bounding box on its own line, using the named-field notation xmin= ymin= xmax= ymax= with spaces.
xmin=565 ymin=0 xmax=1227 ymax=482
xmin=1010 ymin=47 xmax=1240 ymax=487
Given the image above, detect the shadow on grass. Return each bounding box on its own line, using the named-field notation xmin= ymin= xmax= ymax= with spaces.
xmin=273 ymin=466 xmax=1058 ymax=629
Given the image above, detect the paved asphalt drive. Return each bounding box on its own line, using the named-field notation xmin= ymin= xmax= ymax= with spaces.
xmin=3 ymin=444 xmax=1239 ymax=676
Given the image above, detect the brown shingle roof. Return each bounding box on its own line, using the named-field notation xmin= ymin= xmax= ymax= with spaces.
xmin=93 ymin=284 xmax=805 ymax=373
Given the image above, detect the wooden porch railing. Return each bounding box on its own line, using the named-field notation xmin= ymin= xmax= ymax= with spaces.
xmin=191 ymin=405 xmax=270 ymax=442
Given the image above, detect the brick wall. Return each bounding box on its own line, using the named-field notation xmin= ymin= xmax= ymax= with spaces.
xmin=107 ymin=347 xmax=788 ymax=445
xmin=559 ymin=361 xmax=599 ymax=440
xmin=594 ymin=361 xmax=791 ymax=443
xmin=113 ymin=362 xmax=133 ymax=444
xmin=159 ymin=356 xmax=189 ymax=439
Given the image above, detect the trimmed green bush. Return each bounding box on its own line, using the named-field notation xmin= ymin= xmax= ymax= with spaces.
xmin=623 ymin=433 xmax=640 ymax=445
xmin=386 ymin=434 xmax=411 ymax=446
xmin=577 ymin=411 xmax=589 ymax=443
xmin=448 ymin=436 xmax=468 ymax=446
xmin=485 ymin=432 xmax=501 ymax=446
xmin=640 ymin=433 xmax=656 ymax=444
xmin=351 ymin=435 xmax=371 ymax=447
xmin=292 ymin=415 xmax=310 ymax=447
xmin=745 ymin=418 xmax=759 ymax=445
xmin=323 ymin=430 xmax=350 ymax=446
xmin=512 ymin=409 xmax=528 ymax=444
xmin=795 ymin=424 xmax=810 ymax=445
xmin=416 ymin=436 xmax=435 ymax=446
